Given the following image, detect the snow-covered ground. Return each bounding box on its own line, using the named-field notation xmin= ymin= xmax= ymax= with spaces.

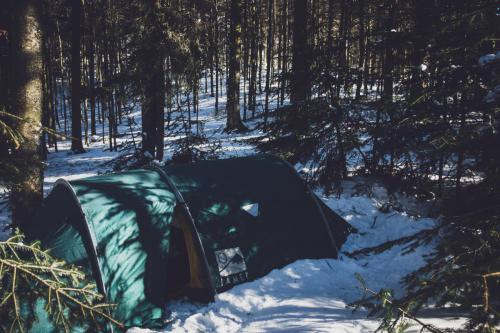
xmin=0 ymin=77 xmax=469 ymax=332
xmin=128 ymin=187 xmax=466 ymax=333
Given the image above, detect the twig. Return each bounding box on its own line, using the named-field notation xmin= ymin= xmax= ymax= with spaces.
xmin=0 ymin=258 xmax=123 ymax=328
xmin=356 ymin=274 xmax=445 ymax=333
xmin=482 ymin=272 xmax=500 ymax=316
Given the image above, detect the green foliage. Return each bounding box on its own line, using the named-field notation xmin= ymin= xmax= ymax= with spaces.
xmin=258 ymin=98 xmax=361 ymax=194
xmin=0 ymin=110 xmax=25 ymax=150
xmin=350 ymin=181 xmax=500 ymax=332
xmin=401 ymin=183 xmax=500 ymax=333
xmin=353 ymin=273 xmax=442 ymax=333
xmin=0 ymin=232 xmax=122 ymax=332
xmin=263 ymin=2 xmax=499 ymax=330
xmin=0 ymin=108 xmax=60 ymax=186
xmin=170 ymin=132 xmax=222 ymax=164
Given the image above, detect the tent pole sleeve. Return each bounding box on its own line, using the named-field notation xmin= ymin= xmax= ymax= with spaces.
xmin=53 ymin=179 xmax=108 ymax=297
xmin=148 ymin=166 xmax=217 ymax=301
xmin=273 ymin=157 xmax=340 ymax=258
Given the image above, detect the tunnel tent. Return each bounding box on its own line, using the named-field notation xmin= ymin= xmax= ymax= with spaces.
xmin=159 ymin=155 xmax=352 ymax=291
xmin=25 ymin=169 xmax=185 ymax=329
xmin=25 ymin=154 xmax=353 ymax=331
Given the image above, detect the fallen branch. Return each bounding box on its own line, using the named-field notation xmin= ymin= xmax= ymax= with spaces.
xmin=482 ymin=272 xmax=500 ymax=316
xmin=0 ymin=233 xmax=123 ymax=332
xmin=355 ymin=273 xmax=445 ymax=333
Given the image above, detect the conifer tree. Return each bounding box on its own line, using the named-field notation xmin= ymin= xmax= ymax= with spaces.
xmin=225 ymin=0 xmax=247 ymax=131
xmin=8 ymin=0 xmax=44 ymax=228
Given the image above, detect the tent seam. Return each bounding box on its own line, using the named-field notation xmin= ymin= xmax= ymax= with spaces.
xmin=270 ymin=155 xmax=340 ymax=257
xmin=147 ymin=166 xmax=217 ymax=301
xmin=53 ymin=179 xmax=109 ymax=297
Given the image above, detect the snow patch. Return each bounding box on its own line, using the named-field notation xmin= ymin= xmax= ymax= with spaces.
xmin=241 ymin=203 xmax=259 ymax=217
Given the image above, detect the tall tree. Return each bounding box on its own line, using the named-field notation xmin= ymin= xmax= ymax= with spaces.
xmin=355 ymin=0 xmax=366 ymax=99
xmin=87 ymin=0 xmax=96 ymax=136
xmin=225 ymin=0 xmax=246 ymax=131
xmin=8 ymin=0 xmax=44 ymax=227
xmin=409 ymin=0 xmax=431 ymax=102
xmin=290 ymin=0 xmax=309 ymax=103
xmin=70 ymin=0 xmax=84 ymax=152
xmin=141 ymin=0 xmax=166 ymax=160
xmin=263 ymin=0 xmax=274 ymax=126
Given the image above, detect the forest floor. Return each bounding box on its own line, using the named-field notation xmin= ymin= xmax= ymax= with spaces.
xmin=0 ymin=84 xmax=469 ymax=332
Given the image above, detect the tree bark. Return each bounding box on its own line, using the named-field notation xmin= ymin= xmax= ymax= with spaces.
xmin=70 ymin=0 xmax=84 ymax=152
xmin=214 ymin=0 xmax=220 ymax=115
xmin=410 ymin=0 xmax=432 ymax=102
xmin=263 ymin=0 xmax=274 ymax=127
xmin=141 ymin=0 xmax=165 ymax=160
xmin=355 ymin=0 xmax=366 ymax=99
xmin=225 ymin=0 xmax=246 ymax=131
xmin=88 ymin=2 xmax=96 ymax=136
xmin=9 ymin=0 xmax=44 ymax=227
xmin=279 ymin=0 xmax=288 ymax=105
xmin=290 ymin=0 xmax=309 ymax=103
xmin=248 ymin=0 xmax=258 ymax=117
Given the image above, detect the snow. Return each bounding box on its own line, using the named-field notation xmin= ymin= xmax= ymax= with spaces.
xmin=485 ymin=85 xmax=500 ymax=103
xmin=241 ymin=203 xmax=259 ymax=217
xmin=478 ymin=52 xmax=500 ymax=66
xmin=0 ymin=75 xmax=469 ymax=332
xmin=128 ymin=185 xmax=466 ymax=333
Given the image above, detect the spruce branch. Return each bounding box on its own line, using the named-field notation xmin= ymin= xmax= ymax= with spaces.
xmin=0 ymin=233 xmax=124 ymax=332
xmin=354 ymin=273 xmax=446 ymax=333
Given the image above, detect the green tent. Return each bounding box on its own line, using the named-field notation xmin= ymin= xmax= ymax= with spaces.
xmin=25 ymin=154 xmax=352 ymax=330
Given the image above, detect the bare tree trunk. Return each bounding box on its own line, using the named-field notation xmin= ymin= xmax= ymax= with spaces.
xmin=248 ymin=0 xmax=258 ymax=117
xmin=410 ymin=0 xmax=431 ymax=102
xmin=257 ymin=3 xmax=263 ymax=94
xmin=9 ymin=0 xmax=44 ymax=227
xmin=290 ymin=0 xmax=309 ymax=103
xmin=355 ymin=0 xmax=365 ymax=99
xmin=225 ymin=0 xmax=247 ymax=131
xmin=279 ymin=0 xmax=288 ymax=105
xmin=88 ymin=3 xmax=96 ymax=136
xmin=214 ymin=0 xmax=220 ymax=115
xmin=70 ymin=0 xmax=85 ymax=153
xmin=263 ymin=0 xmax=274 ymax=127
xmin=56 ymin=21 xmax=68 ymax=137
xmin=242 ymin=0 xmax=249 ymax=120
xmin=142 ymin=0 xmax=165 ymax=160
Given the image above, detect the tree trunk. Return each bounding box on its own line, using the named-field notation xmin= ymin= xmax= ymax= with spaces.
xmin=214 ymin=0 xmax=220 ymax=115
xmin=355 ymin=0 xmax=365 ymax=99
xmin=248 ymin=0 xmax=258 ymax=117
xmin=263 ymin=0 xmax=274 ymax=127
xmin=9 ymin=0 xmax=44 ymax=227
xmin=381 ymin=3 xmax=394 ymax=104
xmin=142 ymin=0 xmax=165 ymax=160
xmin=279 ymin=0 xmax=288 ymax=105
xmin=225 ymin=0 xmax=246 ymax=131
xmin=70 ymin=0 xmax=84 ymax=153
xmin=88 ymin=5 xmax=96 ymax=136
xmin=409 ymin=0 xmax=431 ymax=102
xmin=290 ymin=0 xmax=309 ymax=103
xmin=56 ymin=21 xmax=68 ymax=137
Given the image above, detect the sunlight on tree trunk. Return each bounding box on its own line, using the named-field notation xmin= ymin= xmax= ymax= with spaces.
xmin=9 ymin=0 xmax=44 ymax=228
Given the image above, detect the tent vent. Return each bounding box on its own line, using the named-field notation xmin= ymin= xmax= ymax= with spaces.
xmin=241 ymin=203 xmax=259 ymax=217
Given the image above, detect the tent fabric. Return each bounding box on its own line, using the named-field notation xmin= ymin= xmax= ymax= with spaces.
xmin=160 ymin=155 xmax=347 ymax=291
xmin=26 ymin=154 xmax=353 ymax=331
xmin=26 ymin=169 xmax=178 ymax=328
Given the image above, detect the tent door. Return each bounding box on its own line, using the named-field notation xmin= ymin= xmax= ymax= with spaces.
xmin=165 ymin=204 xmax=212 ymax=303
